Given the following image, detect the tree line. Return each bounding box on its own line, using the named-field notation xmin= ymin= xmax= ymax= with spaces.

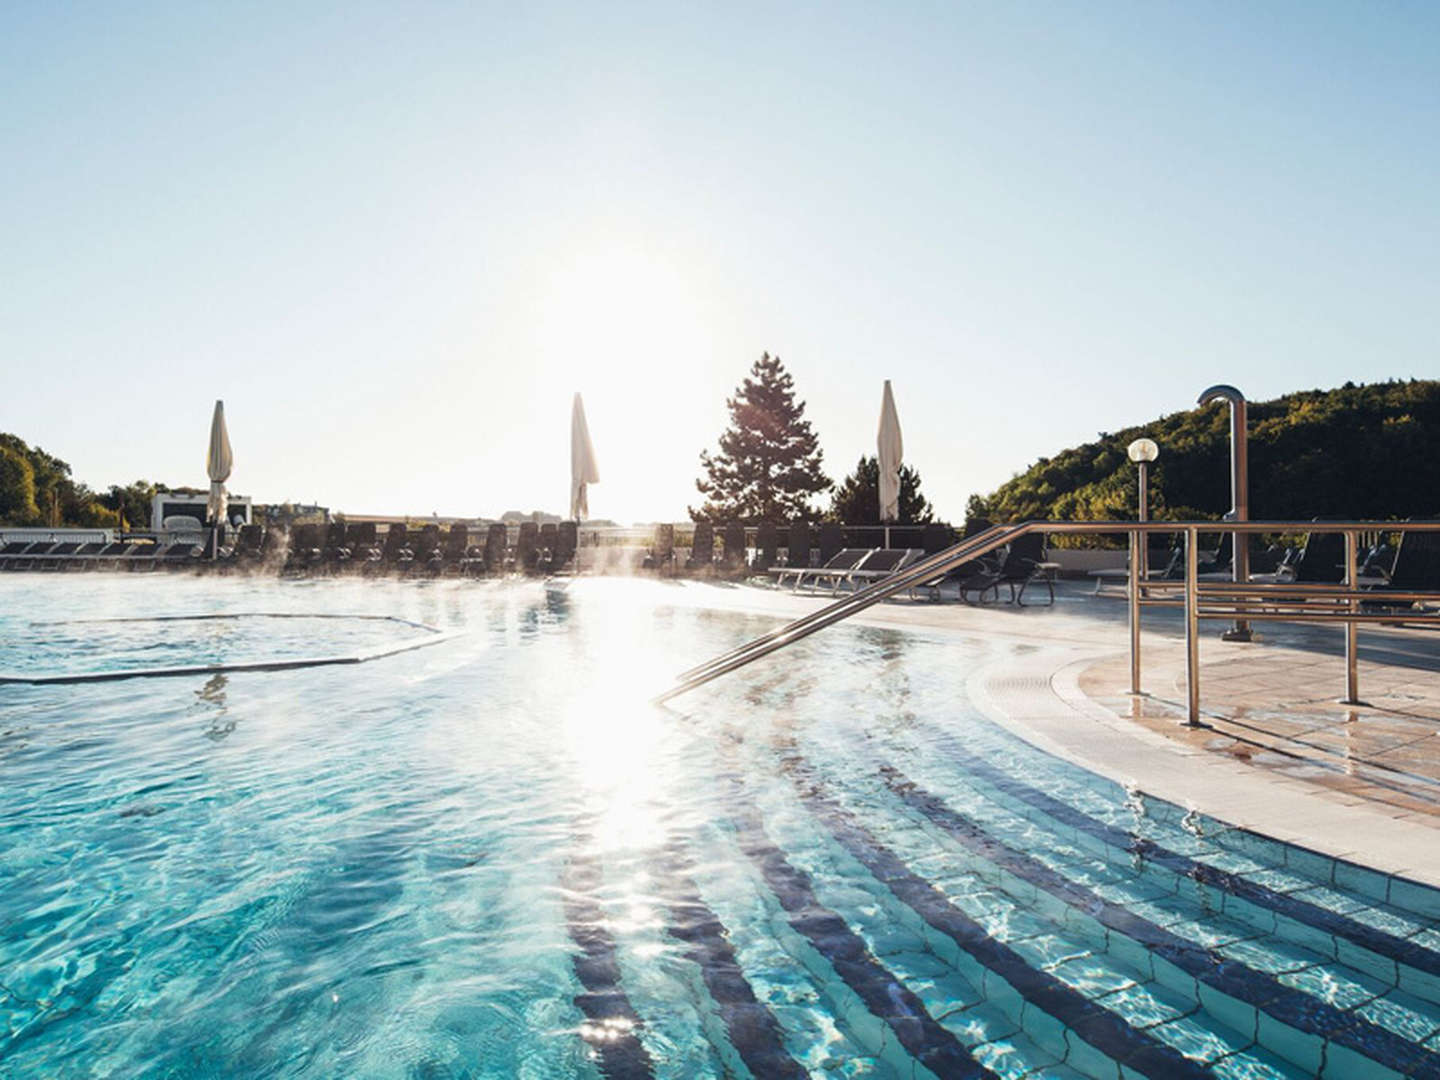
xmin=969 ymin=379 xmax=1440 ymax=526
xmin=0 ymin=433 xmax=169 ymax=530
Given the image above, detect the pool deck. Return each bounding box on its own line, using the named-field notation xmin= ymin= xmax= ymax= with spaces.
xmin=672 ymin=578 xmax=1440 ymax=888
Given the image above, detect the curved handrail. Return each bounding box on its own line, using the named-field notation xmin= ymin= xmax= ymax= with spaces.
xmin=673 ymin=523 xmax=1017 ymax=683
xmin=656 ymin=522 xmax=1032 ymax=703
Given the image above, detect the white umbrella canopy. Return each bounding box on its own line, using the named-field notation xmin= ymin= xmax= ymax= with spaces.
xmin=206 ymin=399 xmax=233 ymax=524
xmin=570 ymin=393 xmax=600 ymax=521
xmin=876 ymin=379 xmax=903 ymax=523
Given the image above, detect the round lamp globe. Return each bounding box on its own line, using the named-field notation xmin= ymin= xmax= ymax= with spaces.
xmin=1127 ymin=438 xmax=1160 ymax=464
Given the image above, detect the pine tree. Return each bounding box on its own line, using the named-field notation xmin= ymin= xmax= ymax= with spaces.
xmin=690 ymin=353 xmax=831 ymax=522
xmin=827 ymin=455 xmax=934 ymax=524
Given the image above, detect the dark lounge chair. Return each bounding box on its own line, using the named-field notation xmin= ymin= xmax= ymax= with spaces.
xmin=516 ymin=521 xmax=540 ymax=573
xmin=922 ymin=523 xmax=954 ymax=555
xmin=287 ymin=524 xmax=325 ymax=571
xmin=541 ymin=522 xmax=578 ymax=574
xmin=0 ymin=541 xmax=31 ymax=570
xmin=720 ymin=522 xmax=746 ymax=573
xmin=91 ymin=541 xmax=132 ymax=570
xmin=752 ymin=522 xmax=779 ymax=572
xmin=68 ymin=542 xmax=106 ymax=569
xmin=324 ymin=523 xmax=352 ymax=566
xmin=348 ymin=523 xmax=382 ymax=563
xmin=961 ymin=532 xmax=1054 ymax=606
xmin=1363 ymin=526 xmax=1440 ymax=612
xmin=441 ymin=524 xmax=469 ymax=571
xmin=686 ymin=522 xmax=715 ymax=572
xmin=162 ymin=540 xmax=201 ymax=567
xmin=483 ymin=523 xmax=507 ymax=574
xmin=785 ymin=520 xmax=812 ymax=569
xmin=1290 ymin=527 xmax=1346 ymax=584
xmin=123 ymin=541 xmax=162 ymax=570
xmin=642 ymin=524 xmax=675 ymax=571
xmin=383 ymin=524 xmax=414 ymax=567
xmin=37 ymin=541 xmax=82 ymax=570
xmin=13 ymin=541 xmax=55 ymax=571
xmin=537 ymin=523 xmax=558 ymax=572
xmin=234 ymin=525 xmax=265 ymax=562
xmin=910 ymin=519 xmax=998 ymax=601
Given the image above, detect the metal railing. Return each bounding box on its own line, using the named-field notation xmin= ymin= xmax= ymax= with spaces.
xmin=656 ymin=519 xmax=1440 ymax=724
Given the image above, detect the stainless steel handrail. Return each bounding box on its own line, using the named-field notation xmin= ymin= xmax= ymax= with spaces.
xmin=656 ymin=523 xmax=1029 ymax=702
xmin=658 ymin=518 xmax=1440 ymax=720
xmin=673 ymin=523 xmax=1016 ymax=683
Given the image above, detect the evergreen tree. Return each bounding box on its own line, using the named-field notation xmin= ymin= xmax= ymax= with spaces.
xmin=691 ymin=353 xmax=831 ymax=521
xmin=827 ymin=455 xmax=934 ymax=524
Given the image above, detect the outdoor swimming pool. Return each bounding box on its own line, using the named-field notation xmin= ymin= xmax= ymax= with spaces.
xmin=3 ymin=575 xmax=1440 ymax=1078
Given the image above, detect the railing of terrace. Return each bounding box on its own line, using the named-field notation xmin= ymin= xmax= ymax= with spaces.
xmin=656 ymin=519 xmax=1440 ymax=726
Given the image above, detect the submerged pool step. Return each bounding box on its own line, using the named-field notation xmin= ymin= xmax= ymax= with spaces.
xmin=871 ymin=764 xmax=1440 ymax=1080
xmin=558 ymin=830 xmax=658 ymax=1079
xmin=722 ymin=791 xmax=998 ymax=1079
xmin=773 ymin=777 xmax=1229 ymax=1080
xmin=943 ymin=754 xmax=1440 ymax=1009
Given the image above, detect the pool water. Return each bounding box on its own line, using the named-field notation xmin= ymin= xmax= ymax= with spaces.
xmin=2 ymin=575 xmax=1439 ymax=1078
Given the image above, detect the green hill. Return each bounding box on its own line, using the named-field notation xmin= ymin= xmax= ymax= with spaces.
xmin=971 ymin=379 xmax=1440 ymax=527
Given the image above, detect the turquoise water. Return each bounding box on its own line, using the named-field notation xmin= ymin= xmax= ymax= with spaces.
xmin=2 ymin=575 xmax=1439 ymax=1078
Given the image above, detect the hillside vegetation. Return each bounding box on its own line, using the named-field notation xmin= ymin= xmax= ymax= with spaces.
xmin=971 ymin=380 xmax=1440 ymax=526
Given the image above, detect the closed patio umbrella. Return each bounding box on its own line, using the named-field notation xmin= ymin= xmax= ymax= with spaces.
xmin=206 ymin=399 xmax=233 ymax=526
xmin=570 ymin=393 xmax=600 ymax=521
xmin=877 ymin=380 xmax=903 ymax=531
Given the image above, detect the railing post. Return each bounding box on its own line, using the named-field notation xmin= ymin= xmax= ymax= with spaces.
xmin=1343 ymin=529 xmax=1361 ymax=705
xmin=1185 ymin=525 xmax=1201 ymax=726
xmin=1128 ymin=526 xmax=1142 ymax=695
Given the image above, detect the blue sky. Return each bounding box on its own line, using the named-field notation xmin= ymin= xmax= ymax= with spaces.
xmin=3 ymin=3 xmax=1436 ymax=523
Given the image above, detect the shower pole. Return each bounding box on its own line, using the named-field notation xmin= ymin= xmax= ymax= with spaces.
xmin=1196 ymin=385 xmax=1252 ymax=642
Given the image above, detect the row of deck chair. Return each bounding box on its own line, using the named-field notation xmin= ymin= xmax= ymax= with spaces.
xmin=0 ymin=539 xmax=203 ymax=571
xmin=770 ymin=547 xmax=926 ymax=593
xmin=645 ymin=520 xmax=957 ymax=574
xmin=281 ymin=521 xmax=578 ymax=576
xmin=905 ymin=524 xmax=1056 ymax=606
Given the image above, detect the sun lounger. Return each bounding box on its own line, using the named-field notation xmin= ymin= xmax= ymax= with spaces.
xmin=838 ymin=548 xmax=924 ymax=590
xmin=785 ymin=520 xmax=813 ymax=571
xmin=686 ymin=522 xmax=715 ymax=572
xmin=816 ymin=523 xmax=844 ymax=567
xmin=1362 ymin=526 xmax=1440 ymax=612
xmin=441 ymin=524 xmax=469 ymax=571
xmin=88 ymin=541 xmax=132 ymax=570
xmin=908 ymin=519 xmax=1000 ymax=601
xmin=122 ymin=542 xmax=161 ymax=570
xmin=67 ymin=542 xmax=106 ymax=570
xmin=960 ymin=532 xmax=1056 ymax=606
xmin=323 ymin=523 xmax=352 ymax=565
xmin=643 ymin=524 xmax=675 ymax=570
xmin=770 ymin=547 xmax=873 ymax=593
xmin=346 ymin=523 xmax=380 ymax=563
xmin=162 ymin=541 xmax=200 ymax=566
xmin=38 ymin=541 xmax=82 ymax=570
xmin=0 ymin=541 xmax=31 ymax=570
xmin=382 ymin=524 xmax=414 ymax=567
xmin=541 ymin=521 xmax=578 ymax=575
xmin=720 ymin=522 xmax=746 ymax=572
xmin=480 ymin=523 xmax=506 ymax=574
xmin=516 ymin=521 xmax=540 ymax=573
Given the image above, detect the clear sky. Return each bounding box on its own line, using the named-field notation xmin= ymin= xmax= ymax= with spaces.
xmin=3 ymin=3 xmax=1436 ymax=523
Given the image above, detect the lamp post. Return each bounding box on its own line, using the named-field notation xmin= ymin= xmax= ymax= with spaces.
xmin=1125 ymin=438 xmax=1158 ymax=696
xmin=1127 ymin=437 xmax=1159 ymax=523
